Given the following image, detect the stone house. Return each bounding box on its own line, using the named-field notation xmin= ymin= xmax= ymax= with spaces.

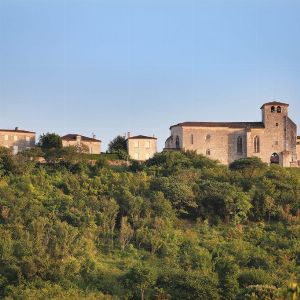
xmin=165 ymin=101 xmax=298 ymax=167
xmin=0 ymin=127 xmax=36 ymax=154
xmin=62 ymin=134 xmax=101 ymax=154
xmin=127 ymin=135 xmax=157 ymax=161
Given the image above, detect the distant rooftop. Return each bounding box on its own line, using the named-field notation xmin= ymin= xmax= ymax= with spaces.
xmin=0 ymin=128 xmax=35 ymax=134
xmin=170 ymin=122 xmax=265 ymax=130
xmin=260 ymin=101 xmax=289 ymax=109
xmin=127 ymin=135 xmax=157 ymax=140
xmin=62 ymin=134 xmax=101 ymax=142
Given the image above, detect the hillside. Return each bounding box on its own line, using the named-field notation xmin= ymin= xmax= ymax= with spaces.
xmin=0 ymin=149 xmax=299 ymax=299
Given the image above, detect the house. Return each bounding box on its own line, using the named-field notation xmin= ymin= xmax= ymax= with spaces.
xmin=61 ymin=134 xmax=101 ymax=154
xmin=165 ymin=101 xmax=298 ymax=167
xmin=0 ymin=127 xmax=36 ymax=154
xmin=127 ymin=135 xmax=157 ymax=161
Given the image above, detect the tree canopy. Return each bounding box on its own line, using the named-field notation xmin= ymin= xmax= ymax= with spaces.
xmin=38 ymin=133 xmax=63 ymax=150
xmin=0 ymin=150 xmax=299 ymax=299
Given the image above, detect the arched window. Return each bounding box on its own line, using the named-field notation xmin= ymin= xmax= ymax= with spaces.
xmin=271 ymin=106 xmax=275 ymax=113
xmin=175 ymin=136 xmax=180 ymax=149
xmin=270 ymin=153 xmax=279 ymax=164
xmin=277 ymin=106 xmax=281 ymax=113
xmin=190 ymin=134 xmax=194 ymax=145
xmin=206 ymin=149 xmax=211 ymax=156
xmin=237 ymin=136 xmax=243 ymax=153
xmin=254 ymin=136 xmax=260 ymax=153
xmin=206 ymin=134 xmax=211 ymax=141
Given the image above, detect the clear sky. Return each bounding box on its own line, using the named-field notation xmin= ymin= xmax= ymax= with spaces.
xmin=0 ymin=0 xmax=299 ymax=151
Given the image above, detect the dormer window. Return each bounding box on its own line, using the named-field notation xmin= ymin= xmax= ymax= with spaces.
xmin=271 ymin=106 xmax=275 ymax=113
xmin=277 ymin=106 xmax=281 ymax=113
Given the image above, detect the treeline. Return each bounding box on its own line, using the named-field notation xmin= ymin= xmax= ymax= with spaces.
xmin=0 ymin=148 xmax=299 ymax=299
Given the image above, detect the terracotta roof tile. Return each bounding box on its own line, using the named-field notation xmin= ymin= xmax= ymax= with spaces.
xmin=62 ymin=134 xmax=101 ymax=142
xmin=0 ymin=129 xmax=35 ymax=134
xmin=127 ymin=135 xmax=157 ymax=140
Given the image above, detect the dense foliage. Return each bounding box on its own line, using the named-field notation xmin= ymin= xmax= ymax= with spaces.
xmin=0 ymin=149 xmax=299 ymax=299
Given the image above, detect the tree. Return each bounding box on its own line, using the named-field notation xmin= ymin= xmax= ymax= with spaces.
xmin=38 ymin=133 xmax=62 ymax=150
xmin=108 ymin=135 xmax=127 ymax=153
xmin=119 ymin=216 xmax=134 ymax=251
xmin=216 ymin=257 xmax=240 ymax=300
xmin=123 ymin=263 xmax=157 ymax=300
xmin=0 ymin=147 xmax=18 ymax=176
xmin=229 ymin=157 xmax=267 ymax=178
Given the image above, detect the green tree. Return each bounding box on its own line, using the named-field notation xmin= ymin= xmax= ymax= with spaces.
xmin=123 ymin=263 xmax=157 ymax=300
xmin=38 ymin=133 xmax=62 ymax=150
xmin=108 ymin=135 xmax=127 ymax=153
xmin=216 ymin=257 xmax=240 ymax=300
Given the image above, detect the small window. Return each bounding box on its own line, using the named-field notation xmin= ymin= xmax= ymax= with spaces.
xmin=271 ymin=106 xmax=275 ymax=113
xmin=175 ymin=136 xmax=180 ymax=149
xmin=134 ymin=141 xmax=139 ymax=148
xmin=237 ymin=136 xmax=243 ymax=153
xmin=277 ymin=106 xmax=281 ymax=113
xmin=145 ymin=141 xmax=151 ymax=149
xmin=205 ymin=134 xmax=211 ymax=141
xmin=254 ymin=136 xmax=260 ymax=153
xmin=206 ymin=149 xmax=211 ymax=156
xmin=274 ymin=141 xmax=279 ymax=145
xmin=276 ymin=123 xmax=279 ymax=127
xmin=190 ymin=134 xmax=194 ymax=145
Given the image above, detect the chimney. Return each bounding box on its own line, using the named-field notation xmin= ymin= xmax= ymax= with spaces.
xmin=93 ymin=134 xmax=96 ymax=139
xmin=15 ymin=127 xmax=19 ymax=131
xmin=76 ymin=135 xmax=81 ymax=144
xmin=127 ymin=132 xmax=131 ymax=138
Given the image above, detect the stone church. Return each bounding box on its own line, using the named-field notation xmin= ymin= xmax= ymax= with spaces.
xmin=165 ymin=101 xmax=299 ymax=167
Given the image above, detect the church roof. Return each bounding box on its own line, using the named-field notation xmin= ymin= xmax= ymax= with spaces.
xmin=127 ymin=135 xmax=157 ymax=140
xmin=260 ymin=101 xmax=289 ymax=109
xmin=62 ymin=134 xmax=101 ymax=142
xmin=170 ymin=122 xmax=265 ymax=130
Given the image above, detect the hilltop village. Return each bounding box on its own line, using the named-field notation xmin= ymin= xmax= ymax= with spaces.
xmin=1 ymin=101 xmax=300 ymax=167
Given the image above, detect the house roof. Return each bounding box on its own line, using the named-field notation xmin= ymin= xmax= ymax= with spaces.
xmin=170 ymin=122 xmax=265 ymax=130
xmin=260 ymin=101 xmax=289 ymax=109
xmin=127 ymin=135 xmax=157 ymax=140
xmin=0 ymin=129 xmax=35 ymax=134
xmin=62 ymin=134 xmax=101 ymax=142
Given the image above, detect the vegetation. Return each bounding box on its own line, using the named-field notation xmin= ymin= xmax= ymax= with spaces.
xmin=107 ymin=135 xmax=128 ymax=160
xmin=0 ymin=148 xmax=299 ymax=299
xmin=38 ymin=133 xmax=63 ymax=150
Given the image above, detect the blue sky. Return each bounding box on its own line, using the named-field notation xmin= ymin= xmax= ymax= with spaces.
xmin=0 ymin=0 xmax=299 ymax=150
